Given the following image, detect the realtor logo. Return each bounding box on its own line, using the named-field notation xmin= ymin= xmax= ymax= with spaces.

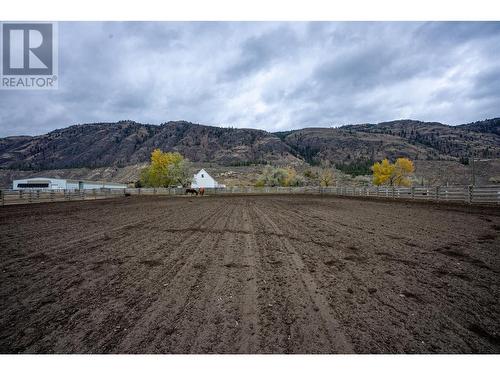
xmin=1 ymin=22 xmax=58 ymax=89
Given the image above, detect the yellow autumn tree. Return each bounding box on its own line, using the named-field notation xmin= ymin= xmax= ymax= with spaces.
xmin=283 ymin=168 xmax=302 ymax=187
xmin=372 ymin=158 xmax=415 ymax=187
xmin=319 ymin=168 xmax=334 ymax=187
xmin=392 ymin=158 xmax=415 ymax=186
xmin=140 ymin=149 xmax=191 ymax=187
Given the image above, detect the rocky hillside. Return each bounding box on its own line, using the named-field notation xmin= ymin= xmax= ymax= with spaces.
xmin=277 ymin=119 xmax=500 ymax=167
xmin=0 ymin=120 xmax=301 ymax=170
xmin=458 ymin=118 xmax=500 ymax=136
xmin=0 ymin=118 xmax=498 ymax=187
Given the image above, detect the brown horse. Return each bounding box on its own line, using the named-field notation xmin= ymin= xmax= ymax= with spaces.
xmin=185 ymin=188 xmax=198 ymax=195
xmin=199 ymin=187 xmax=205 ymax=196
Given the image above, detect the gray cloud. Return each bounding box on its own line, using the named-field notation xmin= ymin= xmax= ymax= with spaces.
xmin=0 ymin=21 xmax=499 ymax=137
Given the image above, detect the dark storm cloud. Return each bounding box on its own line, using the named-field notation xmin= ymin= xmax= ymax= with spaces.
xmin=472 ymin=68 xmax=500 ymax=99
xmin=0 ymin=21 xmax=499 ymax=137
xmin=220 ymin=25 xmax=300 ymax=82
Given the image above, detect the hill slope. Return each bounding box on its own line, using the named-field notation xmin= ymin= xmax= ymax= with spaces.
xmin=0 ymin=118 xmax=498 ymax=178
xmin=0 ymin=121 xmax=301 ymax=170
xmin=278 ymin=119 xmax=500 ymax=167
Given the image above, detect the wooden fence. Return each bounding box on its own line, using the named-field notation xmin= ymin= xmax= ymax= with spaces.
xmin=0 ymin=188 xmax=127 ymax=206
xmin=1 ymin=185 xmax=499 ymax=206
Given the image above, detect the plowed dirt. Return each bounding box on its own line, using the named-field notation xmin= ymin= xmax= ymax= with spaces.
xmin=1 ymin=195 xmax=499 ymax=353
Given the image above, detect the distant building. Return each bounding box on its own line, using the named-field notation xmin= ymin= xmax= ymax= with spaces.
xmin=12 ymin=177 xmax=127 ymax=190
xmin=191 ymin=169 xmax=225 ymax=189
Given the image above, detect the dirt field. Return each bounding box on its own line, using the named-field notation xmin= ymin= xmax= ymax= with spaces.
xmin=0 ymin=195 xmax=499 ymax=353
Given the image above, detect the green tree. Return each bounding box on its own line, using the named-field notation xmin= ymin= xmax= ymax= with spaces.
xmin=255 ymin=166 xmax=303 ymax=187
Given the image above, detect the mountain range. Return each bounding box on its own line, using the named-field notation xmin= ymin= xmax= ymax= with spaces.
xmin=2 ymin=118 xmax=499 ymax=168
xmin=0 ymin=118 xmax=499 ymax=187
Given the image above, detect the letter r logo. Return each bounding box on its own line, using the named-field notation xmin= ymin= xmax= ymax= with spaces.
xmin=2 ymin=23 xmax=53 ymax=75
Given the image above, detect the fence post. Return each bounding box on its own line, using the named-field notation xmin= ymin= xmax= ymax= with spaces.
xmin=436 ymin=186 xmax=440 ymax=202
xmin=411 ymin=186 xmax=415 ymax=200
xmin=0 ymin=190 xmax=3 ymax=206
xmin=467 ymin=185 xmax=473 ymax=204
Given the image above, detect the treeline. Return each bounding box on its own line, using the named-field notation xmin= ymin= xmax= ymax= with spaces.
xmin=335 ymin=159 xmax=373 ymax=176
xmin=254 ymin=158 xmax=416 ymax=188
xmin=228 ymin=160 xmax=269 ymax=167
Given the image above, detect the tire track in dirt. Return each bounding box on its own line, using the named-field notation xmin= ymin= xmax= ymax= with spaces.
xmin=114 ymin=201 xmax=235 ymax=352
xmin=1 ymin=199 xmax=228 ymax=353
xmin=236 ymin=199 xmax=261 ymax=353
xmin=175 ymin=203 xmax=244 ymax=352
xmin=0 ymin=198 xmax=199 ymax=267
xmin=2 ymin=198 xmax=220 ymax=299
xmin=78 ymin=200 xmax=230 ymax=353
xmin=263 ymin=199 xmax=382 ymax=352
xmin=2 ymin=195 xmax=499 ymax=353
xmin=252 ymin=202 xmax=353 ymax=353
xmin=246 ymin=204 xmax=296 ymax=353
xmin=266 ymin=197 xmax=500 ymax=353
xmin=185 ymin=199 xmax=262 ymax=353
xmin=79 ymin=201 xmax=231 ymax=352
xmin=276 ymin=197 xmax=496 ymax=273
xmin=267 ymin=198 xmax=432 ymax=352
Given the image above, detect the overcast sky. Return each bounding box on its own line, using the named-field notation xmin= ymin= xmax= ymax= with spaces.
xmin=1 ymin=21 xmax=499 ymax=137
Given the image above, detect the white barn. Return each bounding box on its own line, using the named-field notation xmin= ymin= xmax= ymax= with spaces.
xmin=191 ymin=169 xmax=225 ymax=189
xmin=12 ymin=177 xmax=127 ymax=190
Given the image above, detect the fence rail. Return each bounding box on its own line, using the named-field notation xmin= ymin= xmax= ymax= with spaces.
xmin=1 ymin=185 xmax=499 ymax=206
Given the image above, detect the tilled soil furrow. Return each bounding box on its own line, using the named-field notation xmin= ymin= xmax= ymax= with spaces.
xmin=252 ymin=202 xmax=353 ymax=353
xmin=235 ymin=200 xmax=261 ymax=353
xmin=184 ymin=203 xmax=247 ymax=353
xmin=266 ymin=197 xmax=500 ymax=353
xmin=186 ymin=200 xmax=262 ymax=353
xmin=155 ymin=203 xmax=238 ymax=353
xmin=0 ymin=198 xmax=197 ymax=268
xmin=1 ymin=195 xmax=499 ymax=353
xmin=0 ymin=198 xmax=186 ymax=251
xmin=249 ymin=202 xmax=339 ymax=352
xmin=71 ymin=201 xmax=230 ymax=353
xmin=247 ymin=204 xmax=297 ymax=353
xmin=114 ymin=202 xmax=234 ymax=353
xmin=0 ymin=199 xmax=225 ymax=353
